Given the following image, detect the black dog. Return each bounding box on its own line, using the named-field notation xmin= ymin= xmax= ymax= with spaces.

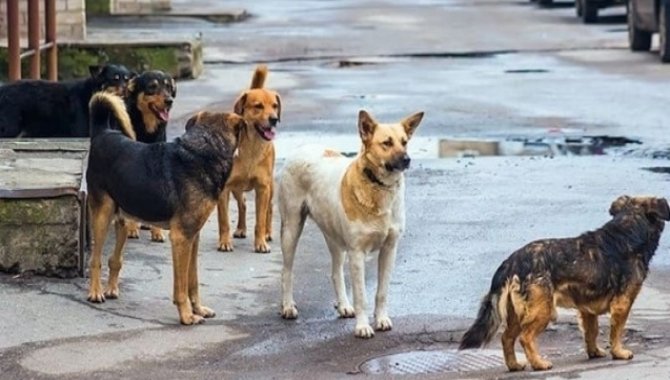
xmin=0 ymin=64 xmax=134 ymax=138
xmin=86 ymin=92 xmax=244 ymax=325
xmin=122 ymin=70 xmax=177 ymax=241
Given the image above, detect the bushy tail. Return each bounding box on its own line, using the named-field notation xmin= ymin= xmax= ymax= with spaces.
xmin=250 ymin=65 xmax=268 ymax=89
xmin=89 ymin=92 xmax=135 ymax=140
xmin=459 ymin=265 xmax=518 ymax=350
xmin=459 ymin=292 xmax=502 ymax=349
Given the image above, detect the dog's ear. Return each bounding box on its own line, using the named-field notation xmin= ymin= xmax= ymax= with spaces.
xmin=170 ymin=78 xmax=177 ymax=98
xmin=275 ymin=93 xmax=281 ymax=122
xmin=649 ymin=198 xmax=670 ymax=221
xmin=127 ymin=77 xmax=137 ymax=95
xmin=358 ymin=110 xmax=377 ymax=144
xmin=234 ymin=93 xmax=247 ymax=116
xmin=89 ymin=65 xmax=103 ymax=78
xmin=609 ymin=195 xmax=631 ymax=216
xmin=401 ymin=112 xmax=424 ymax=139
xmin=185 ymin=112 xmax=201 ymax=131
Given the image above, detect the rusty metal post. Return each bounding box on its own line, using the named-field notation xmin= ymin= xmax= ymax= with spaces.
xmin=45 ymin=0 xmax=57 ymax=81
xmin=28 ymin=0 xmax=40 ymax=79
xmin=7 ymin=0 xmax=21 ymax=81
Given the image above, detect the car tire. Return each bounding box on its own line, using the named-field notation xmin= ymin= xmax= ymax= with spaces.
xmin=576 ymin=0 xmax=583 ymax=17
xmin=582 ymin=0 xmax=598 ymax=23
xmin=660 ymin=0 xmax=670 ymax=62
xmin=628 ymin=0 xmax=652 ymax=51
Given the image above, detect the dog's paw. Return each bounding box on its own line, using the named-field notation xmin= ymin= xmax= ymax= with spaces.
xmin=281 ymin=303 xmax=298 ymax=319
xmin=193 ymin=304 xmax=216 ymax=318
xmin=233 ymin=229 xmax=247 ymax=239
xmin=265 ymin=233 xmax=272 ymax=242
xmin=336 ymin=303 xmax=355 ymax=318
xmin=255 ymin=241 xmax=271 ymax=254
xmin=355 ymin=324 xmax=375 ymax=339
xmin=127 ymin=228 xmax=140 ymax=239
xmin=87 ymin=287 xmax=106 ymax=303
xmin=375 ymin=316 xmax=393 ymax=331
xmin=587 ymin=347 xmax=607 ymax=359
xmin=180 ymin=314 xmax=205 ymax=326
xmin=103 ymin=285 xmax=120 ymax=300
xmin=150 ymin=229 xmax=165 ymax=242
xmin=530 ymin=359 xmax=553 ymax=371
xmin=612 ymin=348 xmax=634 ymax=360
xmin=506 ymin=362 xmax=526 ymax=372
xmin=218 ymin=240 xmax=234 ymax=252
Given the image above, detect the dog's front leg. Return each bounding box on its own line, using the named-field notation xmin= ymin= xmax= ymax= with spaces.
xmin=609 ymin=285 xmax=641 ymax=360
xmin=375 ymin=233 xmax=399 ymax=332
xmin=170 ymin=229 xmax=203 ymax=325
xmin=349 ymin=250 xmax=374 ymax=338
xmin=188 ymin=232 xmax=215 ymax=319
xmin=254 ymin=184 xmax=272 ymax=253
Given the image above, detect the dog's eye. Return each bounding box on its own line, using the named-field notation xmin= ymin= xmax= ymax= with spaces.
xmin=114 ymin=75 xmax=119 ymax=80
xmin=272 ymin=104 xmax=278 ymax=109
xmin=123 ymin=75 xmax=129 ymax=80
xmin=382 ymin=140 xmax=394 ymax=148
xmin=254 ymin=104 xmax=264 ymax=110
xmin=401 ymin=140 xmax=407 ymax=146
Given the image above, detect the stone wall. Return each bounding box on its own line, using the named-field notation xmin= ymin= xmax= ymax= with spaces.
xmin=111 ymin=0 xmax=171 ymax=14
xmin=0 ymin=0 xmax=86 ymax=41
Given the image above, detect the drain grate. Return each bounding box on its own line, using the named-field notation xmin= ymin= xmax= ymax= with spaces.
xmin=359 ymin=349 xmax=504 ymax=375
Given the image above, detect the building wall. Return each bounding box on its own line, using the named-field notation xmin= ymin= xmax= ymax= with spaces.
xmin=0 ymin=0 xmax=86 ymax=41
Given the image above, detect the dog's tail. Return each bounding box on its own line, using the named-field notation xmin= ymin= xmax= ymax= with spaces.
xmin=459 ymin=264 xmax=520 ymax=350
xmin=250 ymin=65 xmax=268 ymax=89
xmin=89 ymin=92 xmax=135 ymax=140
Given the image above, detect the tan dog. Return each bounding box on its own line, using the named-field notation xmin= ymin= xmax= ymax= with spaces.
xmin=217 ymin=65 xmax=281 ymax=253
xmin=278 ymin=110 xmax=424 ymax=338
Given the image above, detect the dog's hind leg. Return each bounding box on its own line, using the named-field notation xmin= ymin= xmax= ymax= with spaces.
xmin=374 ymin=233 xmax=400 ymax=332
xmin=350 ymin=250 xmax=374 ymax=338
xmin=87 ymin=193 xmax=115 ymax=303
xmin=104 ymin=217 xmax=129 ymax=299
xmin=279 ymin=204 xmax=306 ymax=319
xmin=518 ymin=284 xmax=554 ymax=370
xmin=502 ymin=301 xmax=525 ymax=371
xmin=578 ymin=311 xmax=606 ymax=359
xmin=217 ymin=189 xmax=234 ymax=251
xmin=609 ymin=284 xmax=642 ymax=360
xmin=189 ymin=232 xmax=215 ymax=319
xmin=232 ymin=190 xmax=247 ymax=239
xmin=325 ymin=236 xmax=354 ymax=318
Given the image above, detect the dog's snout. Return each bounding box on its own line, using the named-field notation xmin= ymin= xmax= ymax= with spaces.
xmin=402 ymin=154 xmax=411 ymax=169
xmin=269 ymin=116 xmax=279 ymax=126
xmin=165 ymin=97 xmax=174 ymax=107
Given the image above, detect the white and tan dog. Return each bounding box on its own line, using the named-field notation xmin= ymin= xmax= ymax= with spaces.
xmin=278 ymin=110 xmax=424 ymax=338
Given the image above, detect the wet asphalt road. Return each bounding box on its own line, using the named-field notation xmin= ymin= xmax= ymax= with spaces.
xmin=5 ymin=0 xmax=670 ymax=379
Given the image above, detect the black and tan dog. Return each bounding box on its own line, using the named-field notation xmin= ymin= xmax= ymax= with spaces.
xmin=460 ymin=195 xmax=669 ymax=372
xmin=86 ymin=92 xmax=244 ymax=325
xmin=217 ymin=65 xmax=280 ymax=253
xmin=0 ymin=64 xmax=134 ymax=138
xmin=122 ymin=70 xmax=177 ymax=242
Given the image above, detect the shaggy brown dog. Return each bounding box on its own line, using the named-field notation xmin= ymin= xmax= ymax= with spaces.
xmin=460 ymin=196 xmax=669 ymax=372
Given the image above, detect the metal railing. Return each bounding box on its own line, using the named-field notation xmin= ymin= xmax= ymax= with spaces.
xmin=6 ymin=0 xmax=57 ymax=81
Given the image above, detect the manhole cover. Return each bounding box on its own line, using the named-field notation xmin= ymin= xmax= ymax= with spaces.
xmin=359 ymin=349 xmax=504 ymax=375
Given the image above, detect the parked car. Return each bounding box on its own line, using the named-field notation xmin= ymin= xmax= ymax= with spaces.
xmin=628 ymin=0 xmax=670 ymax=62
xmin=575 ymin=0 xmax=628 ymax=24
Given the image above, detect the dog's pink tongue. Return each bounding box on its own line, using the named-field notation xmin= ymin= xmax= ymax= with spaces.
xmin=262 ymin=127 xmax=276 ymax=140
xmin=158 ymin=110 xmax=170 ymax=122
